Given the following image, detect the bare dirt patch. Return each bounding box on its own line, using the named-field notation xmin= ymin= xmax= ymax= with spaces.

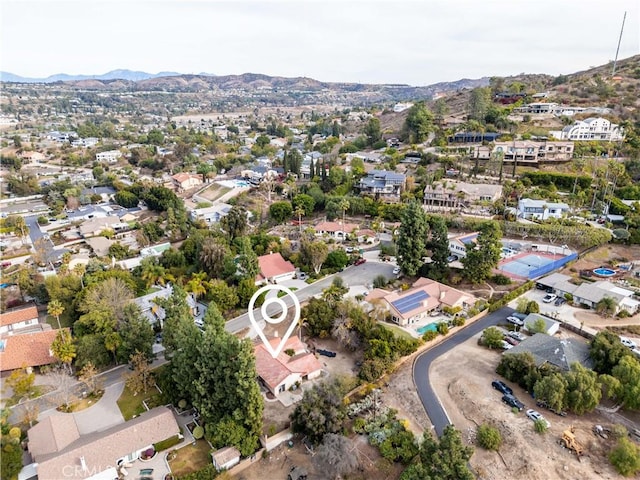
xmin=429 ymin=332 xmax=632 ymax=480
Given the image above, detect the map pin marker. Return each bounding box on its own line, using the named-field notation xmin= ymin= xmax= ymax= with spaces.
xmin=248 ymin=285 xmax=301 ymax=358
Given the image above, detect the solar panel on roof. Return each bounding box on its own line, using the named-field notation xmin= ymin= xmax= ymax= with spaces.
xmin=391 ymin=290 xmax=429 ymax=314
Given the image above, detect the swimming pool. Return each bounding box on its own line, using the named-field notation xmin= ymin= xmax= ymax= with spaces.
xmin=593 ymin=268 xmax=616 ymax=277
xmin=216 ymin=179 xmax=253 ymax=189
xmin=416 ymin=322 xmax=438 ymax=335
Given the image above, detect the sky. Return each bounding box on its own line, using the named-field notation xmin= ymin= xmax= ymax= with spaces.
xmin=1 ymin=0 xmax=639 ymax=86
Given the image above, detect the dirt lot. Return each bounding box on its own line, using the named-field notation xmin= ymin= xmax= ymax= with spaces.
xmin=429 ymin=331 xmax=634 ymax=480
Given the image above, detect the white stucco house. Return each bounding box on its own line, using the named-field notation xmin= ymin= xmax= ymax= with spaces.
xmin=518 ymin=198 xmax=570 ymax=220
xmin=551 ymin=117 xmax=624 ymax=142
xmin=95 ymin=150 xmax=122 ymax=163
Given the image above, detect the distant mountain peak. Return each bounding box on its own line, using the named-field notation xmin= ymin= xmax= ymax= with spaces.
xmin=0 ymin=69 xmax=186 ymax=83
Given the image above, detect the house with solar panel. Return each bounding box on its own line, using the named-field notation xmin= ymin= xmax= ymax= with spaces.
xmin=448 ymin=232 xmax=479 ymax=258
xmin=369 ymin=277 xmax=477 ymax=327
xmin=357 ymin=170 xmax=406 ymax=202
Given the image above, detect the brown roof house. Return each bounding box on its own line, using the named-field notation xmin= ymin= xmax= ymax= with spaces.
xmin=0 ymin=328 xmax=62 ymax=372
xmin=0 ymin=305 xmax=39 ymax=335
xmin=255 ymin=337 xmax=323 ymax=395
xmin=368 ymin=277 xmax=477 ymax=327
xmin=256 ymin=252 xmax=296 ymax=285
xmin=172 ymin=173 xmax=203 ymax=192
xmin=314 ymin=221 xmax=359 ymax=240
xmin=28 ymin=407 xmax=180 ymax=480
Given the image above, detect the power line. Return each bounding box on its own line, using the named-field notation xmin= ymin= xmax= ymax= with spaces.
xmin=612 ymin=11 xmax=627 ymax=77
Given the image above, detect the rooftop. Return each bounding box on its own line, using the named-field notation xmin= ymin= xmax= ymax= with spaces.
xmin=505 ymin=333 xmax=593 ymax=371
xmin=0 ymin=328 xmax=61 ymax=372
xmin=0 ymin=305 xmax=38 ymax=327
xmin=257 ymin=252 xmax=296 ymax=280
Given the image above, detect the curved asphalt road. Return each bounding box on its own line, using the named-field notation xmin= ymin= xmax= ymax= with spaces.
xmin=413 ymin=306 xmax=515 ymax=436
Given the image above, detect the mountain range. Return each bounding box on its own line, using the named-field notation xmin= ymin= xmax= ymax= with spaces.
xmin=0 ymin=69 xmax=197 ymax=83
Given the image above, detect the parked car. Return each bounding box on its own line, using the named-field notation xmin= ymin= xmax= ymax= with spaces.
xmin=392 ymin=266 xmax=401 ymax=275
xmin=447 ymin=255 xmax=459 ymax=263
xmin=354 ymin=258 xmax=366 ymax=266
xmin=536 ymin=400 xmax=567 ymax=417
xmin=500 ymin=340 xmax=513 ymax=350
xmin=526 ymin=409 xmax=551 ymax=427
xmin=506 ymin=316 xmax=524 ymax=326
xmin=317 ymin=349 xmax=337 ymax=357
xmin=505 ymin=336 xmax=520 ymax=346
xmin=345 ymin=247 xmax=354 ymax=253
xmin=620 ymin=337 xmax=637 ymax=349
xmin=543 ymin=293 xmax=557 ymax=303
xmin=297 ymin=272 xmax=308 ymax=281
xmin=502 ymin=394 xmax=524 ymax=411
xmin=554 ymin=297 xmax=567 ymax=306
xmin=507 ymin=331 xmax=526 ymax=342
xmin=491 ymin=380 xmax=513 ymax=395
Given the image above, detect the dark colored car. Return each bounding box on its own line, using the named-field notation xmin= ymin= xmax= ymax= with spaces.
xmin=504 ymin=336 xmax=520 ymax=346
xmin=536 ymin=400 xmax=567 ymax=416
xmin=555 ymin=297 xmax=567 ymax=306
xmin=354 ymin=258 xmax=366 ymax=266
xmin=492 ymin=380 xmax=513 ymax=395
xmin=502 ymin=394 xmax=524 ymax=411
xmin=317 ymin=349 xmax=337 ymax=357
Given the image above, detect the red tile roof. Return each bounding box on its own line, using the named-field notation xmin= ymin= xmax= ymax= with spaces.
xmin=0 ymin=329 xmax=61 ymax=371
xmin=254 ymin=337 xmax=322 ymax=391
xmin=314 ymin=221 xmax=358 ymax=234
xmin=257 ymin=252 xmax=296 ymax=280
xmin=0 ymin=305 xmax=39 ymax=327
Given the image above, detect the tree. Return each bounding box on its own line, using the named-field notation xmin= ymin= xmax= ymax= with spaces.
xmin=269 ymin=201 xmax=293 ymax=224
xmin=476 ymin=423 xmax=502 ymax=451
xmin=208 ymin=279 xmax=239 ymax=313
xmin=78 ymin=362 xmax=103 ymax=395
xmin=324 ymin=249 xmax=349 ymax=270
xmin=199 ymin=237 xmax=230 ymax=278
xmin=400 ymin=426 xmax=474 ymax=480
xmin=611 ymin=356 xmax=640 ymax=410
xmin=293 ymin=193 xmax=315 ymax=216
xmin=302 ymin=297 xmax=335 ymax=338
xmin=481 ymin=327 xmax=504 ymax=349
xmin=314 ymin=434 xmax=359 ymax=479
xmin=118 ymin=304 xmax=154 ymax=363
xmin=194 ymin=327 xmax=263 ymax=456
xmin=48 ymin=366 xmax=78 ymax=408
xmin=185 ymin=271 xmax=209 ymax=301
xmin=47 ymin=299 xmax=64 ymax=329
xmin=79 ymin=277 xmax=134 ymax=324
xmin=526 ymin=300 xmax=540 ymax=314
xmin=364 ymin=117 xmax=382 ymax=146
xmin=427 ymin=215 xmax=449 ymax=278
xmin=114 ymin=190 xmax=139 ymax=208
xmin=125 ymin=351 xmax=155 ymax=396
xmin=338 ymin=198 xmax=350 ymax=228
xmin=5 ymin=366 xmax=35 ymax=399
xmin=565 ymin=362 xmax=602 ymax=415
xmin=1 ymin=407 xmax=23 ymax=480
xmin=533 ymin=373 xmax=568 ymax=413
xmin=468 ymin=87 xmax=491 ymax=122
xmin=167 ymin=316 xmax=202 ymax=405
xmin=236 ymin=236 xmax=259 ymax=281
xmin=526 ymin=317 xmax=547 ymax=334
xmin=139 ymin=257 xmax=173 ymax=289
xmin=590 ymin=330 xmax=632 ymax=374
xmin=397 ymin=201 xmax=428 ymax=276
xmin=51 ymin=329 xmax=76 ymax=373
xmin=462 ymin=221 xmax=502 ymax=284
xmin=158 ymin=284 xmax=193 ymax=353
xmin=75 ymin=334 xmax=111 ymax=369
xmin=300 ymin=239 xmax=328 ymax=274
xmin=596 ymin=296 xmax=617 ymax=318
xmin=402 ymin=102 xmax=433 ymax=143
xmin=609 ymin=437 xmax=640 ymax=477
xmin=220 ymin=205 xmax=248 ymax=242
xmin=291 ymin=379 xmax=348 ymax=444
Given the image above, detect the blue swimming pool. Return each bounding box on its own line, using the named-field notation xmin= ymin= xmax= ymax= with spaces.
xmin=416 ymin=322 xmax=438 ymax=335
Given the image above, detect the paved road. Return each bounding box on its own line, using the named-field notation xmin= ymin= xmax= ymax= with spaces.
xmin=413 ymin=306 xmax=515 ymax=436
xmin=225 ymin=260 xmax=395 ymax=333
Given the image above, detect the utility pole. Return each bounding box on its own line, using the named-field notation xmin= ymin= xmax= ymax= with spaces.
xmin=612 ymin=11 xmax=627 ymax=77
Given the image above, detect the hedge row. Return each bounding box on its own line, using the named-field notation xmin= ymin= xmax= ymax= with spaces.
xmin=154 ymin=434 xmax=182 ymax=452
xmin=488 ymin=281 xmax=534 ymax=312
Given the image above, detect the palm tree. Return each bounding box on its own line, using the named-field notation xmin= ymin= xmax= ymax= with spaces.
xmin=186 ymin=272 xmax=209 ymax=301
xmin=140 ymin=259 xmax=174 ymax=289
xmin=47 ymin=299 xmax=64 ymax=329
xmin=595 ymin=296 xmax=617 ymax=318
xmin=338 ymin=199 xmax=350 ymax=230
xmin=294 ymin=206 xmax=305 ymax=236
xmin=73 ymin=263 xmax=86 ymax=288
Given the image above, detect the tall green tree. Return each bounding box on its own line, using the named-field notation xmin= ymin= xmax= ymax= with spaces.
xmin=533 ymin=372 xmax=568 ymax=413
xmin=462 ymin=221 xmax=502 ymax=284
xmin=402 ymin=102 xmax=434 ymax=144
xmin=565 ymin=362 xmax=602 ymax=415
xmin=363 ymin=117 xmax=382 ymax=146
xmin=291 ymin=379 xmax=348 ymax=445
xmin=609 ymin=436 xmax=640 ymax=477
xmin=269 ymin=201 xmax=293 ymax=224
xmin=117 ymin=304 xmax=154 ymax=363
xmin=158 ymin=284 xmax=193 ymax=354
xmin=590 ymin=330 xmax=632 ymax=374
xmin=194 ymin=326 xmax=263 ymax=456
xmin=221 ymin=205 xmax=248 ymax=242
xmin=236 ymin=236 xmax=259 ymax=281
xmin=611 ymin=356 xmax=640 ymax=410
xmin=300 ymin=239 xmax=329 ymax=274
xmin=468 ymin=87 xmax=491 ymax=122
xmin=50 ymin=329 xmax=76 ymax=373
xmin=427 ymin=215 xmax=449 ymax=279
xmin=397 ymin=201 xmax=428 ymax=276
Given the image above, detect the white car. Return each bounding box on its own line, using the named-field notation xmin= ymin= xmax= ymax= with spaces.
xmin=393 ymin=266 xmax=401 ymax=275
xmin=501 ymin=340 xmax=513 ymax=350
xmin=506 ymin=316 xmax=524 ymax=326
xmin=508 ymin=331 xmax=526 ymax=342
xmin=526 ymin=409 xmax=551 ymax=428
xmin=620 ymin=337 xmax=637 ymax=349
xmin=543 ymin=293 xmax=557 ymax=303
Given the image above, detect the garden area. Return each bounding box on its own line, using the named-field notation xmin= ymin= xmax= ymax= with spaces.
xmin=116 ymin=384 xmax=164 ymax=420
xmin=167 ymin=440 xmax=211 ymax=478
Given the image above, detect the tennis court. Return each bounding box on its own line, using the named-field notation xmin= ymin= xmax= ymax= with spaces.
xmin=498 ymin=253 xmax=556 ymax=278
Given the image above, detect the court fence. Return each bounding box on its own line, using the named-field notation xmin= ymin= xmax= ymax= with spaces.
xmin=527 ymin=252 xmax=578 ymax=279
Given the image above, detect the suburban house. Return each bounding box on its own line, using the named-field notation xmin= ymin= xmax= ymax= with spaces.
xmin=368 ymin=277 xmax=477 ymax=327
xmin=189 ymin=203 xmax=232 ymax=225
xmin=133 ymin=284 xmax=206 ymax=328
xmin=448 ymin=132 xmax=502 ymax=143
xmin=172 ymin=173 xmax=203 ymax=191
xmin=423 ymin=181 xmax=502 ymax=209
xmin=357 ymin=170 xmax=405 ymax=202
xmin=551 ymin=117 xmax=624 ymax=142
xmin=314 ymin=221 xmax=359 ymax=240
xmin=517 ymin=198 xmax=570 ymax=220
xmin=79 ymin=216 xmax=128 ymax=237
xmin=212 ymin=446 xmax=241 ymax=471
xmin=0 ymin=305 xmax=39 ymax=335
xmin=504 ymin=333 xmax=593 ymax=371
xmin=522 ymin=313 xmax=560 ymax=336
xmin=256 ymin=252 xmax=296 ymax=284
xmin=95 ymin=150 xmax=122 ymax=164
xmin=254 ymin=337 xmax=323 ymax=395
xmin=27 ymin=407 xmax=180 ymax=480
xmin=492 ymin=141 xmax=574 ymax=164
xmin=536 ymin=273 xmax=640 ymax=314
xmin=448 ymin=232 xmax=479 ymax=258
xmin=72 ymin=137 xmax=99 ymax=148
xmin=0 ymin=328 xmax=62 ymax=373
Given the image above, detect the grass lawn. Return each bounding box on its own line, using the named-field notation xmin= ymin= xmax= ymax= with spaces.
xmin=4 ymin=385 xmax=53 ymax=407
xmin=382 ymin=323 xmax=415 ymax=340
xmin=168 ymin=440 xmax=211 ymax=477
xmin=59 ymin=391 xmax=104 ymax=413
xmin=116 ymin=385 xmax=163 ymax=420
xmin=198 ymin=183 xmax=231 ymax=202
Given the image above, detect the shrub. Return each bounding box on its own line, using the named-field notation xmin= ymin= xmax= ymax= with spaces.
xmin=492 ymin=274 xmax=511 ymax=285
xmin=373 ymin=275 xmax=387 ymax=288
xmin=526 ymin=301 xmax=540 ymax=314
xmin=617 ymin=310 xmax=631 ymax=319
xmin=451 ymin=316 xmax=465 ymax=327
xmin=533 ymin=419 xmax=548 ymax=434
xmin=154 ymin=435 xmax=181 ymax=452
xmin=422 ymin=330 xmax=438 ymax=342
xmin=437 ymin=322 xmax=449 ymax=335
xmin=353 ymin=417 xmax=366 ymax=434
xmin=609 ymin=437 xmax=640 ymax=477
xmin=192 ymin=425 xmax=204 ymax=440
xmin=477 ymin=424 xmax=502 ymax=451
xmin=178 ymin=399 xmax=187 ymax=410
